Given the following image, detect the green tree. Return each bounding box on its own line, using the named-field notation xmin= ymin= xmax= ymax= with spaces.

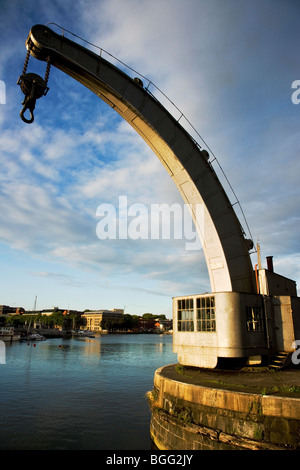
xmin=142 ymin=313 xmax=166 ymax=320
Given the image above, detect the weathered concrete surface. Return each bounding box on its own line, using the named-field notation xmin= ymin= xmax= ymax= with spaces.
xmin=149 ymin=364 xmax=300 ymax=450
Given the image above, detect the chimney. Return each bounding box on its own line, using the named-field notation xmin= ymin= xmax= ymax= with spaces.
xmin=266 ymin=256 xmax=274 ymax=272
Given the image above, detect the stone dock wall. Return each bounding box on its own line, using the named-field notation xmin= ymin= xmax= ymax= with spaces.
xmin=149 ymin=365 xmax=300 ymax=450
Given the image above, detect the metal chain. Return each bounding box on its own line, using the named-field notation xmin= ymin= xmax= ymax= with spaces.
xmin=21 ymin=40 xmax=33 ymax=76
xmin=44 ymin=56 xmax=51 ymax=85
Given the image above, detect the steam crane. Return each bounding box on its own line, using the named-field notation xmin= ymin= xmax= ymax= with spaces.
xmin=18 ymin=24 xmax=300 ymax=368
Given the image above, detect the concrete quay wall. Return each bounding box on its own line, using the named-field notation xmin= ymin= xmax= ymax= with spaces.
xmin=149 ymin=365 xmax=300 ymax=450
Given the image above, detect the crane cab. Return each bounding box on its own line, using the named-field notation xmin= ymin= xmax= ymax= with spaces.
xmin=173 ymin=265 xmax=300 ymax=368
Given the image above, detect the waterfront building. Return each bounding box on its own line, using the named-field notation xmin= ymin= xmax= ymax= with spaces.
xmin=82 ymin=309 xmax=124 ymax=332
xmin=23 ymin=307 xmax=84 ymax=316
xmin=157 ymin=320 xmax=173 ymax=332
xmin=0 ymin=305 xmax=25 ymax=315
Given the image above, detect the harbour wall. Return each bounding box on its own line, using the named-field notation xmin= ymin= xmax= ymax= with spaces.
xmin=149 ymin=365 xmax=300 ymax=450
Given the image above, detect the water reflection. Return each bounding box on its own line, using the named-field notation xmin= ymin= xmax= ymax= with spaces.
xmin=0 ymin=334 xmax=176 ymax=450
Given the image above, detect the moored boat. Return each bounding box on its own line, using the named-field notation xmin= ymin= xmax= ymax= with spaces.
xmin=72 ymin=330 xmax=95 ymax=338
xmin=0 ymin=327 xmax=20 ymax=342
xmin=26 ymin=333 xmax=46 ymax=341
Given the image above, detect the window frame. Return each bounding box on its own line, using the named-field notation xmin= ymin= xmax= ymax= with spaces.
xmin=196 ymin=296 xmax=216 ymax=332
xmin=246 ymin=306 xmax=264 ymax=332
xmin=177 ymin=298 xmax=194 ymax=332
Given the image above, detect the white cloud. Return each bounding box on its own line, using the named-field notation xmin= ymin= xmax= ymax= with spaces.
xmin=0 ymin=0 xmax=299 ymax=311
xmin=76 ymin=0 xmax=300 ymax=296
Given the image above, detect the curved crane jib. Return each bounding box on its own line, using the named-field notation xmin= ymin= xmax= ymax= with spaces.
xmin=17 ymin=24 xmax=255 ymax=295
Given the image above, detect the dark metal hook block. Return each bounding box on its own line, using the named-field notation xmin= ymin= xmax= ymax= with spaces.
xmin=17 ymin=42 xmax=50 ymax=124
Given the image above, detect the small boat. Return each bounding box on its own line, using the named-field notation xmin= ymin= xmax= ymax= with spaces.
xmin=83 ymin=330 xmax=95 ymax=338
xmin=72 ymin=330 xmax=95 ymax=338
xmin=0 ymin=327 xmax=20 ymax=342
xmin=26 ymin=333 xmax=46 ymax=341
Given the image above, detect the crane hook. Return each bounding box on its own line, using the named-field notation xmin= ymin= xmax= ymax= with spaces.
xmin=17 ymin=73 xmax=49 ymax=124
xmin=17 ymin=49 xmax=51 ymax=124
xmin=20 ymin=94 xmax=36 ymax=124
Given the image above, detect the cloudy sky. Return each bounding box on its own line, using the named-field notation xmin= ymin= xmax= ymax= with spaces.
xmin=0 ymin=0 xmax=299 ymax=316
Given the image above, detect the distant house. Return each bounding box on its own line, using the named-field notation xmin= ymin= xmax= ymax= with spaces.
xmin=156 ymin=320 xmax=173 ymax=332
xmin=138 ymin=318 xmax=156 ymax=332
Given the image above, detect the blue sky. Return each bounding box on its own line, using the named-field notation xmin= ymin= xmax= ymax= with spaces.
xmin=0 ymin=0 xmax=299 ymax=316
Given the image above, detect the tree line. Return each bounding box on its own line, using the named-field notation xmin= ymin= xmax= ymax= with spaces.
xmin=0 ymin=311 xmax=167 ymax=331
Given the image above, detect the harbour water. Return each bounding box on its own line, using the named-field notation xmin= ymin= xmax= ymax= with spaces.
xmin=0 ymin=334 xmax=177 ymax=450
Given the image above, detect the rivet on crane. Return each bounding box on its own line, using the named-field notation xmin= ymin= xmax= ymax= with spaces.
xmin=17 ymin=40 xmax=51 ymax=123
